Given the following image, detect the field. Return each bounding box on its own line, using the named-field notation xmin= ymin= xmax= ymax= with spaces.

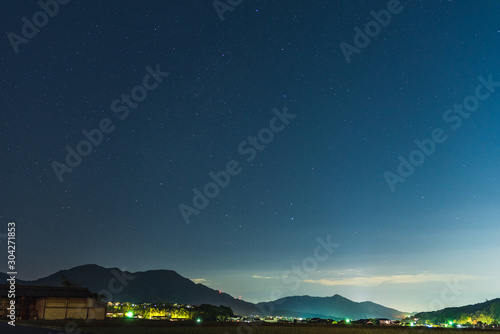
xmin=14 ymin=319 xmax=497 ymax=334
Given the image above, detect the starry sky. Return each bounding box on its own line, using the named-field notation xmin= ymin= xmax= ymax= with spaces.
xmin=2 ymin=0 xmax=500 ymax=312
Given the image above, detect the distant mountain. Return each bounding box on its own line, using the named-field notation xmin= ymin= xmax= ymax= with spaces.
xmin=415 ymin=298 xmax=500 ymax=325
xmin=7 ymin=264 xmax=258 ymax=315
xmin=2 ymin=264 xmax=405 ymax=319
xmin=258 ymin=294 xmax=404 ymax=320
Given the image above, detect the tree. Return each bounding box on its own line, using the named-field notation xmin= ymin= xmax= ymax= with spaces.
xmin=61 ymin=275 xmax=81 ymax=287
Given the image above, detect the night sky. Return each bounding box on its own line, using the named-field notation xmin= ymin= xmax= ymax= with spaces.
xmin=2 ymin=0 xmax=500 ymax=312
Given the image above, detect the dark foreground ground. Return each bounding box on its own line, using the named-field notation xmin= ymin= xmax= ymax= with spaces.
xmin=1 ymin=319 xmax=498 ymax=334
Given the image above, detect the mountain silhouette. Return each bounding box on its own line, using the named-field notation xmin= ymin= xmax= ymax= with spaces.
xmin=2 ymin=264 xmax=405 ymax=318
xmin=258 ymin=294 xmax=404 ymax=319
xmin=415 ymin=298 xmax=500 ymax=324
xmin=6 ymin=264 xmax=257 ymax=315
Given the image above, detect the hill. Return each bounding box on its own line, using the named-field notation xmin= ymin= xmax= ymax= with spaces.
xmin=415 ymin=298 xmax=500 ymax=325
xmin=259 ymin=294 xmax=404 ymax=320
xmin=11 ymin=264 xmax=258 ymax=316
xmin=2 ymin=264 xmax=404 ymax=319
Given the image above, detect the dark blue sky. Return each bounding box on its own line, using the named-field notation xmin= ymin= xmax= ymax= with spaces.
xmin=2 ymin=0 xmax=500 ymax=311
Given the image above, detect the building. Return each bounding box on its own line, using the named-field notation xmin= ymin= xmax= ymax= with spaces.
xmin=376 ymin=318 xmax=392 ymax=325
xmin=0 ymin=285 xmax=106 ymax=320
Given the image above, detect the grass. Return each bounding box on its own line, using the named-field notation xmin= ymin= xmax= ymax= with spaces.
xmin=14 ymin=319 xmax=495 ymax=334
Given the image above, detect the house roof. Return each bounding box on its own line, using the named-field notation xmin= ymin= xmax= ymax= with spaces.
xmin=0 ymin=285 xmax=98 ymax=299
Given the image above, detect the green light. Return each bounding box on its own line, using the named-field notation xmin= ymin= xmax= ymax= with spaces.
xmin=345 ymin=319 xmax=350 ymax=323
xmin=196 ymin=318 xmax=202 ymax=323
xmin=125 ymin=311 xmax=134 ymax=318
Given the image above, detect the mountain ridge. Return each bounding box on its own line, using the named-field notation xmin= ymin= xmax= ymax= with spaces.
xmin=2 ymin=264 xmax=403 ymax=319
xmin=414 ymin=298 xmax=500 ymax=324
xmin=259 ymin=294 xmax=404 ymax=319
